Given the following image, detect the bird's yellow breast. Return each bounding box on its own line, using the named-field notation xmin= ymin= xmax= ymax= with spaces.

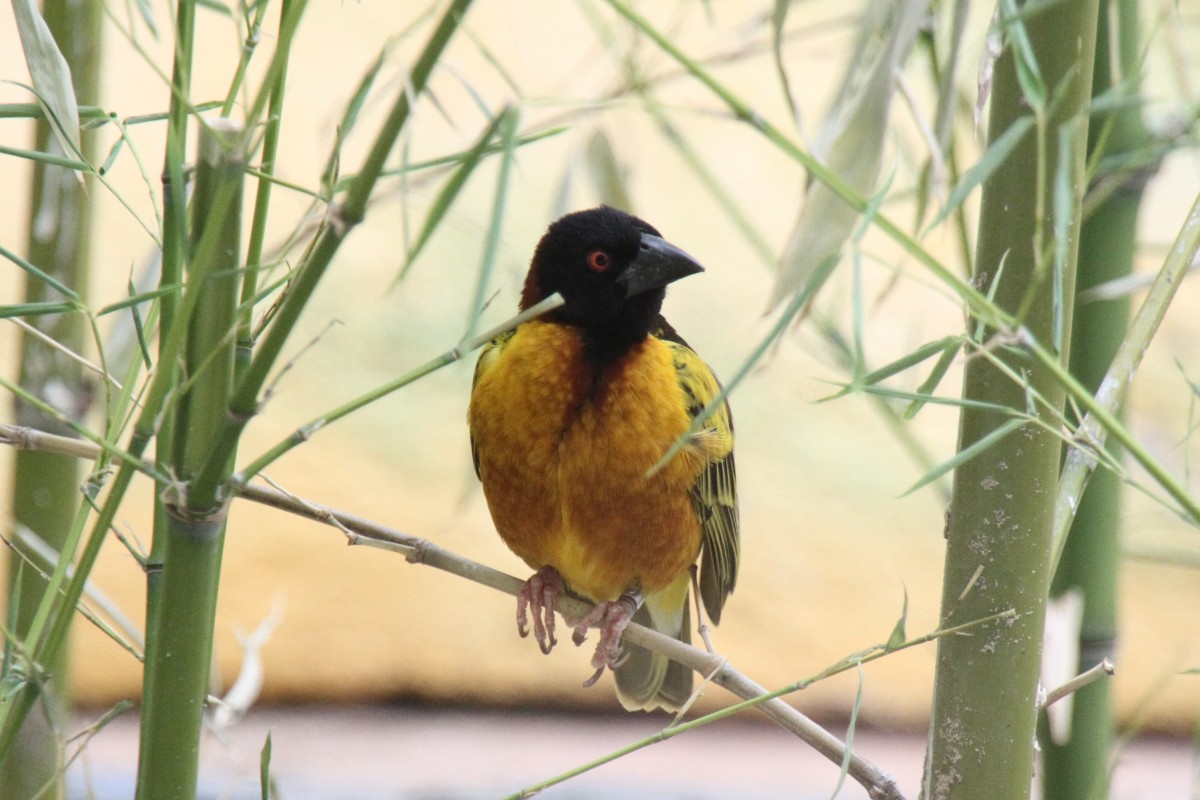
xmin=468 ymin=320 xmax=703 ymax=602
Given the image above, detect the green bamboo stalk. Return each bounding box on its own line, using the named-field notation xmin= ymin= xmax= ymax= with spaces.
xmin=2 ymin=0 xmax=102 ymax=796
xmin=924 ymin=3 xmax=1099 ymax=798
xmin=141 ymin=0 xmax=196 ymax=773
xmin=1042 ymin=2 xmax=1149 ymax=796
xmin=134 ymin=119 xmax=246 ymax=800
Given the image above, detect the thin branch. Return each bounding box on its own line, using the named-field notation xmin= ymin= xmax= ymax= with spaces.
xmin=1041 ymin=658 xmax=1115 ymax=709
xmin=1049 ymin=189 xmax=1200 ymax=560
xmin=0 ymin=422 xmax=903 ymax=800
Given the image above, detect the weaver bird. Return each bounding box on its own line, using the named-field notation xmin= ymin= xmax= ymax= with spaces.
xmin=468 ymin=207 xmax=738 ymax=712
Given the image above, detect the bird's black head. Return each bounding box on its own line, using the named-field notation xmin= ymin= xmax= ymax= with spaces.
xmin=521 ymin=206 xmax=703 ymax=361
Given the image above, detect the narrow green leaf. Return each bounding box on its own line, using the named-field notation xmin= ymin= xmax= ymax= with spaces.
xmin=821 ymin=335 xmax=960 ymax=402
xmin=98 ymin=134 xmax=125 ymax=174
xmin=259 ymin=732 xmax=272 ymax=800
xmin=2 ymin=559 xmax=21 ymax=675
xmin=997 ymin=0 xmax=1045 ymax=110
xmin=123 ymin=100 xmax=223 ymax=125
xmin=133 ymin=0 xmax=159 ymax=38
xmin=973 ymin=248 xmax=1011 ymax=343
xmin=901 ymin=417 xmax=1028 ymax=497
xmin=830 ymin=660 xmax=866 ymax=799
xmin=1051 ymin=122 xmax=1075 ymax=353
xmin=927 ymin=115 xmax=1035 ymax=232
xmin=98 ymin=285 xmax=181 ymax=316
xmin=0 ymin=302 xmax=75 ymax=318
xmin=885 ymin=589 xmax=909 ymax=650
xmin=196 ymin=0 xmax=233 ymax=16
xmin=321 ymin=47 xmax=389 ymax=193
xmin=852 ymin=383 xmax=1014 ymax=415
xmin=0 ymin=243 xmax=79 ymax=300
xmin=771 ymin=0 xmax=800 ymax=128
xmin=770 ymin=0 xmax=925 ymax=309
xmin=463 ymin=108 xmax=520 ymax=342
xmin=126 ymin=276 xmax=154 ymax=369
xmin=396 ymin=107 xmax=512 ymax=282
xmin=903 ymin=338 xmax=964 ymax=419
xmin=0 ymin=143 xmax=88 ymax=171
xmin=11 ymin=0 xmax=81 ymax=161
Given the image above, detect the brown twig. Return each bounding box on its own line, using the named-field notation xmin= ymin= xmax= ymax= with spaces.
xmin=0 ymin=422 xmax=905 ymax=800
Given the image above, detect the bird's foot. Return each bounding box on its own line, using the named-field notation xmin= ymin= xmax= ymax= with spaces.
xmin=517 ymin=566 xmax=564 ymax=655
xmin=570 ymin=592 xmax=642 ymax=687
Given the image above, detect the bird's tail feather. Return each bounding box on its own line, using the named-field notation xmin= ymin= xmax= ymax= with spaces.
xmin=614 ymin=577 xmax=693 ymax=712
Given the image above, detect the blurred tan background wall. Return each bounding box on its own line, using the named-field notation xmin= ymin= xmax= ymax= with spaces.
xmin=2 ymin=0 xmax=1198 ymax=732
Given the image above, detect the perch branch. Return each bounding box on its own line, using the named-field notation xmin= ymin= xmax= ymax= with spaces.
xmin=0 ymin=423 xmax=904 ymax=799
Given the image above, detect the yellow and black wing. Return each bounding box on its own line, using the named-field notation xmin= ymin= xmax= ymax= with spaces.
xmin=658 ymin=325 xmax=739 ymax=625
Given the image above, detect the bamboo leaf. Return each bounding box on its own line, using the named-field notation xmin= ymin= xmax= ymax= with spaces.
xmin=900 ymin=417 xmax=1028 ymax=497
xmin=830 ymin=661 xmax=866 ymax=800
xmin=132 ymin=0 xmax=159 ymax=38
xmin=0 ymin=142 xmax=88 ymax=171
xmin=396 ymin=107 xmax=512 ymax=283
xmin=11 ymin=0 xmax=81 ymax=163
xmin=1051 ymin=122 xmax=1075 ymax=352
xmin=0 ymin=243 xmax=79 ymax=300
xmin=998 ymin=0 xmax=1045 ymax=111
xmin=926 ymin=115 xmax=1034 ymax=233
xmin=98 ymin=285 xmax=181 ymax=316
xmin=770 ymin=0 xmax=925 ymax=310
xmin=771 ymin=0 xmax=800 ymax=128
xmin=321 ymin=46 xmax=389 ymax=194
xmin=196 ymin=0 xmax=233 ymax=17
xmin=126 ymin=276 xmax=153 ymax=370
xmin=820 ymin=335 xmax=960 ymax=402
xmin=904 ymin=338 xmax=963 ymax=419
xmin=259 ymin=732 xmax=272 ymax=800
xmin=463 ymin=108 xmax=519 ymax=343
xmin=0 ymin=302 xmax=75 ymax=318
xmin=885 ymin=589 xmax=909 ymax=650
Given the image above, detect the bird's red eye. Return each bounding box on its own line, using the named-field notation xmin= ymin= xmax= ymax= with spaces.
xmin=587 ymin=250 xmax=611 ymax=272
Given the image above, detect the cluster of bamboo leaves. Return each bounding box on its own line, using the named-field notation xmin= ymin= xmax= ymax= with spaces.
xmin=2 ymin=1 xmax=1199 ymax=799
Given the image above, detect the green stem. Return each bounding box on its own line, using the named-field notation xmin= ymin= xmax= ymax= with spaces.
xmin=135 ymin=120 xmax=246 ymax=800
xmin=3 ymin=0 xmax=103 ymax=794
xmin=219 ymin=0 xmax=269 ymax=117
xmin=240 ymin=0 xmax=297 ymax=370
xmin=925 ymin=3 xmax=1100 ymax=798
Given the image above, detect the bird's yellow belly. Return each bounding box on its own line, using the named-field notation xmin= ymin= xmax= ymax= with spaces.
xmin=469 ymin=322 xmax=703 ymax=602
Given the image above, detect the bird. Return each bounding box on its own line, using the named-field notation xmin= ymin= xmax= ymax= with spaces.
xmin=467 ymin=206 xmax=738 ymax=712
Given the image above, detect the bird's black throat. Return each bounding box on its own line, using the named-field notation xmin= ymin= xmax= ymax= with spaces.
xmin=575 ymin=286 xmax=666 ymax=367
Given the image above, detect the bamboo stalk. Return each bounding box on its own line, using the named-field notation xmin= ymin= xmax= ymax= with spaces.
xmin=2 ymin=0 xmax=102 ymax=795
xmin=134 ymin=119 xmax=246 ymax=800
xmin=924 ymin=3 xmax=1100 ymax=798
xmin=1042 ymin=2 xmax=1149 ymax=796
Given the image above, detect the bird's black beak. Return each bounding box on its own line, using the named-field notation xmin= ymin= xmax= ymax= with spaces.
xmin=617 ymin=234 xmax=705 ymax=298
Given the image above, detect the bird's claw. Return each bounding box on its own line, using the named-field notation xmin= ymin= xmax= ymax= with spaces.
xmin=570 ymin=593 xmax=640 ymax=681
xmin=517 ymin=566 xmax=563 ymax=654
